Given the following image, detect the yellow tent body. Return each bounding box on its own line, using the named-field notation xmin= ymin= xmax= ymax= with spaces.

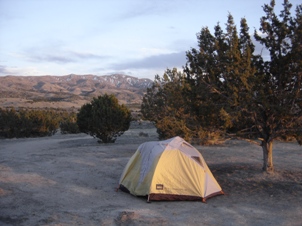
xmin=118 ymin=136 xmax=224 ymax=202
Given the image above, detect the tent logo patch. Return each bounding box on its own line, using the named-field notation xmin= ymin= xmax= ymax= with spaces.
xmin=156 ymin=184 xmax=164 ymax=190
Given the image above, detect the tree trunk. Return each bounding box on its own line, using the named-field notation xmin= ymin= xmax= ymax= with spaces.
xmin=261 ymin=140 xmax=274 ymax=173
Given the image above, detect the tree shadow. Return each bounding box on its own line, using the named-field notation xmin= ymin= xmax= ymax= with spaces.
xmin=210 ymin=163 xmax=302 ymax=199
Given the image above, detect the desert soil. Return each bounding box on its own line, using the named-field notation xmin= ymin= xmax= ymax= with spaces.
xmin=0 ymin=122 xmax=301 ymax=226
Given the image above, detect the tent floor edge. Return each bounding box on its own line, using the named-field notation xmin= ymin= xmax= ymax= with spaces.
xmin=149 ymin=193 xmax=204 ymax=202
xmin=204 ymin=190 xmax=225 ymax=202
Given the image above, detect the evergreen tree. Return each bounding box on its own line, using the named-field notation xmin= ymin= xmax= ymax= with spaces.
xmin=77 ymin=94 xmax=131 ymax=143
xmin=185 ymin=0 xmax=302 ymax=172
xmin=0 ymin=108 xmax=60 ymax=138
xmin=141 ymin=0 xmax=301 ymax=172
xmin=252 ymin=0 xmax=302 ymax=171
xmin=141 ymin=68 xmax=194 ymax=140
xmin=185 ymin=14 xmax=256 ymax=139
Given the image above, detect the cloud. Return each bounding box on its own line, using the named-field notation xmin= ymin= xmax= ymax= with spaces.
xmin=111 ymin=51 xmax=187 ymax=70
xmin=114 ymin=0 xmax=191 ymax=24
xmin=0 ymin=65 xmax=10 ymax=75
xmin=70 ymin=51 xmax=107 ymax=60
xmin=28 ymin=54 xmax=75 ymax=64
xmin=0 ymin=65 xmax=45 ymax=76
xmin=116 ymin=1 xmax=170 ymax=21
xmin=24 ymin=49 xmax=108 ymax=64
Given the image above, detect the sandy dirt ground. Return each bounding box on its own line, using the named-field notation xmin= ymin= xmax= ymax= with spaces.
xmin=0 ymin=122 xmax=301 ymax=226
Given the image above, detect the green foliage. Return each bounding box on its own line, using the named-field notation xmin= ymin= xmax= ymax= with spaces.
xmin=141 ymin=0 xmax=302 ymax=163
xmin=186 ymin=0 xmax=302 ymax=145
xmin=0 ymin=108 xmax=19 ymax=138
xmin=141 ymin=69 xmax=190 ymax=139
xmin=156 ymin=112 xmax=192 ymax=142
xmin=141 ymin=68 xmax=225 ymax=144
xmin=60 ymin=113 xmax=80 ymax=134
xmin=77 ymin=94 xmax=131 ymax=143
xmin=0 ymin=108 xmax=61 ymax=138
xmin=252 ymin=0 xmax=302 ymax=143
xmin=141 ymin=68 xmax=187 ymax=121
xmin=185 ymin=13 xmax=257 ymax=134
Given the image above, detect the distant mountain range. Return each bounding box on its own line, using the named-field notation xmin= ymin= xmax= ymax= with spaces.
xmin=0 ymin=74 xmax=153 ymax=110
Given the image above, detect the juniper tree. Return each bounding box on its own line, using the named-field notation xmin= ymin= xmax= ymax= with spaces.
xmin=141 ymin=68 xmax=193 ymax=140
xmin=141 ymin=0 xmax=301 ymax=172
xmin=77 ymin=94 xmax=131 ymax=143
xmin=185 ymin=0 xmax=302 ymax=173
xmin=184 ymin=14 xmax=257 ymax=140
xmin=252 ymin=0 xmax=302 ymax=172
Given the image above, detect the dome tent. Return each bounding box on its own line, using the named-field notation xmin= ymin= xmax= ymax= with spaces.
xmin=118 ymin=136 xmax=223 ymax=202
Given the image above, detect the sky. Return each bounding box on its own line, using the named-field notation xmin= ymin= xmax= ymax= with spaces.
xmin=0 ymin=0 xmax=300 ymax=79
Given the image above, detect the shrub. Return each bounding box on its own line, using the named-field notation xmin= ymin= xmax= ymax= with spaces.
xmin=0 ymin=108 xmax=60 ymax=138
xmin=60 ymin=121 xmax=80 ymax=134
xmin=77 ymin=94 xmax=131 ymax=143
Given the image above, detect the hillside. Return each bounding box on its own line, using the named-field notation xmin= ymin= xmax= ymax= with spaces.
xmin=0 ymin=74 xmax=153 ymax=110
